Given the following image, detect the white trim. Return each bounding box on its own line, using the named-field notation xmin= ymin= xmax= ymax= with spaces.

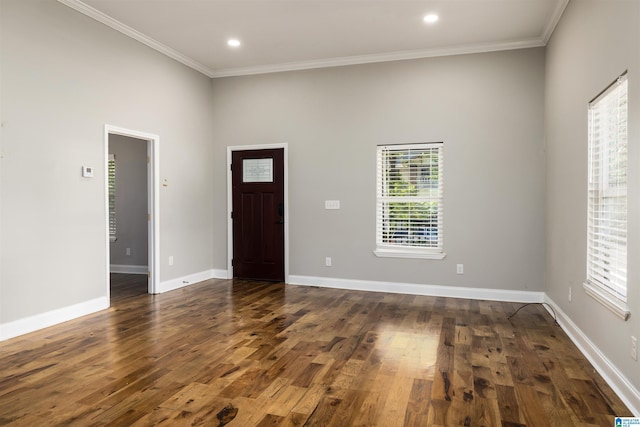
xmin=3 ymin=269 xmax=636 ymax=415
xmin=158 ymin=269 xmax=217 ymax=293
xmin=583 ymin=281 xmax=630 ymax=321
xmin=0 ymin=297 xmax=108 ymax=342
xmin=104 ymin=130 xmax=110 ymax=302
xmin=212 ymin=269 xmax=229 ymax=279
xmin=374 ymin=249 xmax=447 ymax=260
xmin=226 ymin=144 xmax=289 ymax=283
xmin=288 ymin=275 xmax=544 ymax=303
xmin=541 ymin=0 xmax=570 ymax=44
xmin=543 ymin=295 xmax=640 ymax=416
xmin=57 ymin=0 xmax=215 ymax=78
xmin=148 ymin=134 xmax=160 ymax=294
xmin=209 ymin=40 xmax=545 ymax=78
xmin=110 ymin=264 xmax=149 ymax=275
xmin=57 ymin=0 xmax=555 ymax=79
xmin=105 ymin=125 xmax=160 ymax=295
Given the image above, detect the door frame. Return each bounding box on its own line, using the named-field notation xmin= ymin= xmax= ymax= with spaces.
xmin=226 ymin=143 xmax=289 ymax=282
xmin=105 ymin=124 xmax=160 ymax=296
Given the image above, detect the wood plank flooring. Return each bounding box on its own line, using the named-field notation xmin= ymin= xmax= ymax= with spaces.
xmin=0 ymin=274 xmax=631 ymax=426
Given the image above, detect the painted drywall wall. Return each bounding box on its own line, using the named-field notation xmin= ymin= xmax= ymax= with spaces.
xmin=545 ymin=0 xmax=640 ymax=407
xmin=0 ymin=0 xmax=214 ymax=327
xmin=211 ymin=47 xmax=546 ymax=292
xmin=109 ymin=134 xmax=148 ymax=268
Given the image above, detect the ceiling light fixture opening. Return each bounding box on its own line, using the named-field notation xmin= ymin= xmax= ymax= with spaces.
xmin=423 ymin=14 xmax=439 ymax=24
xmin=227 ymin=38 xmax=241 ymax=48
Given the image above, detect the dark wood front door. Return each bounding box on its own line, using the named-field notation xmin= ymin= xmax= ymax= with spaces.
xmin=232 ymin=148 xmax=285 ymax=281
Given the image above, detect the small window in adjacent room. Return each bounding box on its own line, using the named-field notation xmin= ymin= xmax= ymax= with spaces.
xmin=108 ymin=154 xmax=117 ymax=242
xmin=375 ymin=142 xmax=445 ymax=259
xmin=584 ymin=72 xmax=630 ymax=320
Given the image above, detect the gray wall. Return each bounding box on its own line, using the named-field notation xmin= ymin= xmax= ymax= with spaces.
xmin=210 ymin=48 xmax=546 ymax=291
xmin=109 ymin=134 xmax=148 ymax=268
xmin=1 ymin=0 xmax=214 ymax=324
xmin=1 ymin=0 xmax=636 ymax=407
xmin=545 ymin=0 xmax=640 ymax=396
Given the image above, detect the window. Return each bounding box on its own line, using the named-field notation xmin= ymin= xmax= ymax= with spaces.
xmin=375 ymin=142 xmax=444 ymax=259
xmin=108 ymin=154 xmax=116 ymax=242
xmin=584 ymin=72 xmax=629 ymax=320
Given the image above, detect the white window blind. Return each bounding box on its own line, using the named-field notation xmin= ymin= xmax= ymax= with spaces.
xmin=375 ymin=143 xmax=444 ymax=258
xmin=585 ymin=73 xmax=628 ymax=316
xmin=108 ymin=154 xmax=116 ymax=242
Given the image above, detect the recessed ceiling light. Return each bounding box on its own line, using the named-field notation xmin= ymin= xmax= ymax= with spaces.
xmin=423 ymin=14 xmax=439 ymax=24
xmin=227 ymin=38 xmax=241 ymax=48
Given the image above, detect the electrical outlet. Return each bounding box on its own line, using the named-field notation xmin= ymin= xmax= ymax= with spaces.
xmin=632 ymin=336 xmax=637 ymax=361
xmin=126 ymin=248 xmax=131 ymax=256
xmin=325 ymin=257 xmax=332 ymax=267
xmin=169 ymin=256 xmax=174 ymax=266
xmin=568 ymin=286 xmax=572 ymax=302
xmin=456 ymin=264 xmax=464 ymax=275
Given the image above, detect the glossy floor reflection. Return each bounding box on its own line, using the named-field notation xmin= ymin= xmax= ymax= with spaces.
xmin=0 ymin=274 xmax=631 ymax=426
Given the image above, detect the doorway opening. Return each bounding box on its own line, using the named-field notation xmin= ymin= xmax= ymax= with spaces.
xmin=227 ymin=144 xmax=289 ymax=282
xmin=105 ymin=125 xmax=160 ymax=300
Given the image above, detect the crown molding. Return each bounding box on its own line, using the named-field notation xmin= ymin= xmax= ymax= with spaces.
xmin=209 ymin=39 xmax=546 ymax=78
xmin=541 ymin=0 xmax=570 ymax=44
xmin=57 ymin=0 xmax=217 ymax=77
xmin=58 ymin=0 xmax=558 ymax=80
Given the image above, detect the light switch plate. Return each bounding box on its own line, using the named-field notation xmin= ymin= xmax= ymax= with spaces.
xmin=325 ymin=200 xmax=340 ymax=210
xmin=82 ymin=166 xmax=94 ymax=178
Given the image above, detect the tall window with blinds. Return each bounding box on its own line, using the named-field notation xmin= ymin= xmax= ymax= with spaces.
xmin=585 ymin=73 xmax=629 ymax=320
xmin=375 ymin=143 xmax=444 ymax=259
xmin=108 ymin=154 xmax=117 ymax=242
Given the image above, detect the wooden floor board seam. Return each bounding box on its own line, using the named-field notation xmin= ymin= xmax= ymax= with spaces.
xmin=0 ymin=274 xmax=631 ymax=426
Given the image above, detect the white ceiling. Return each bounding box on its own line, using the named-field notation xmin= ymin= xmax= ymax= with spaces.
xmin=59 ymin=0 xmax=569 ymax=78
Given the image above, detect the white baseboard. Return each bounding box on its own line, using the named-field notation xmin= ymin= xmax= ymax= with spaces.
xmin=544 ymin=295 xmax=640 ymax=416
xmin=212 ymin=269 xmax=228 ymax=279
xmin=288 ymin=275 xmax=638 ymax=414
xmin=3 ymin=269 xmax=636 ymax=416
xmin=288 ymin=275 xmax=544 ymax=303
xmin=0 ymin=297 xmax=109 ymax=342
xmin=158 ymin=269 xmax=223 ymax=293
xmin=1 ymin=268 xmax=228 ymax=340
xmin=110 ymin=264 xmax=148 ymax=274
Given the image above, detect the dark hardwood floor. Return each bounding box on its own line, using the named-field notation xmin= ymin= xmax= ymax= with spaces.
xmin=111 ymin=272 xmax=149 ymax=298
xmin=0 ymin=274 xmax=631 ymax=426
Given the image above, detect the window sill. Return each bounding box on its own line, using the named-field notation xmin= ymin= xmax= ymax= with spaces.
xmin=374 ymin=248 xmax=446 ymax=260
xmin=583 ymin=281 xmax=630 ymax=321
